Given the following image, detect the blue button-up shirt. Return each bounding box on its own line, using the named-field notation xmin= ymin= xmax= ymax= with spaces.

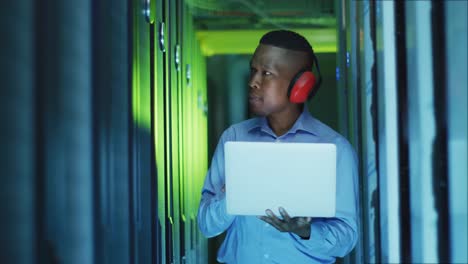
xmin=197 ymin=107 xmax=359 ymax=264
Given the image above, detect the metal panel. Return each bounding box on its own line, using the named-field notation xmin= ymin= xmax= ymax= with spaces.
xmin=336 ymin=3 xmax=365 ymax=264
xmin=182 ymin=3 xmax=195 ymax=263
xmin=0 ymin=1 xmax=35 ymax=263
xmin=351 ymin=1 xmax=381 ymax=263
xmin=154 ymin=0 xmax=167 ymax=263
xmin=35 ymin=1 xmax=94 ymax=263
xmin=164 ymin=0 xmax=181 ymax=262
xmin=356 ymin=1 xmax=380 ymax=263
xmin=131 ymin=0 xmax=153 ymax=262
xmin=92 ymin=0 xmax=131 ymax=263
xmin=445 ymin=2 xmax=468 ymax=263
xmin=375 ymin=2 xmax=401 ymax=263
xmin=405 ymin=1 xmax=438 ymax=263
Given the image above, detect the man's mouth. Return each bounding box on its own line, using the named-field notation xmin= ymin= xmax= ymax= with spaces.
xmin=249 ymin=95 xmax=262 ymax=102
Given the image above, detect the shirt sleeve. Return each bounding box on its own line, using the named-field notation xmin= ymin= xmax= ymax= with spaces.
xmin=197 ymin=128 xmax=236 ymax=238
xmin=290 ymin=137 xmax=359 ymax=257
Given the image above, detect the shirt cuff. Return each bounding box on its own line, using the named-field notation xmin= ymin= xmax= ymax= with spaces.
xmin=219 ymin=194 xmax=236 ymax=223
xmin=290 ymin=221 xmax=327 ymax=248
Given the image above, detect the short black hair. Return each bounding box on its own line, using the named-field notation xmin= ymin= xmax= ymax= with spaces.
xmin=259 ymin=30 xmax=314 ymax=68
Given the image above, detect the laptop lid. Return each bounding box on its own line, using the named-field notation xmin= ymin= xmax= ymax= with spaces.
xmin=225 ymin=141 xmax=336 ymax=217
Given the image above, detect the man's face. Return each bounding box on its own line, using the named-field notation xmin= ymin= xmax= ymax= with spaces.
xmin=248 ymin=44 xmax=307 ymax=117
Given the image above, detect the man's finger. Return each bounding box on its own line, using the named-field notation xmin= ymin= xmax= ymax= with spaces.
xmin=266 ymin=210 xmax=282 ymax=224
xmin=266 ymin=209 xmax=283 ymax=224
xmin=278 ymin=207 xmax=291 ymax=222
xmin=265 ymin=210 xmax=288 ymax=231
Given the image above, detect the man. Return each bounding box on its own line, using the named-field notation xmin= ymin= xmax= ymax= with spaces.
xmin=197 ymin=30 xmax=359 ymax=263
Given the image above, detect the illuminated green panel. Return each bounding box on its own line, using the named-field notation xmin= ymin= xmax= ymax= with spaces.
xmin=178 ymin=7 xmax=209 ymax=225
xmin=193 ymin=37 xmax=208 ymax=212
xmin=131 ymin=0 xmax=151 ymax=132
xmin=169 ymin=0 xmax=181 ymax=261
xmin=146 ymin=0 xmax=210 ymax=262
xmin=153 ymin=2 xmax=166 ymax=262
xmin=182 ymin=3 xmax=192 ymax=222
xmin=181 ymin=7 xmax=193 ymax=258
xmin=196 ymin=28 xmax=337 ymax=56
xmin=131 ymin=28 xmax=151 ymax=131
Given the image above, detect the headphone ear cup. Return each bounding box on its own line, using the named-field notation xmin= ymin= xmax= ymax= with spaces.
xmin=288 ymin=71 xmax=317 ymax=103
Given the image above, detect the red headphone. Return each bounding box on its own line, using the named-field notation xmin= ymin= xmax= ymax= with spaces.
xmin=288 ymin=54 xmax=322 ymax=103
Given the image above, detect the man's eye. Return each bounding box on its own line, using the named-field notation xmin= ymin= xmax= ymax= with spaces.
xmin=263 ymin=71 xmax=272 ymax=76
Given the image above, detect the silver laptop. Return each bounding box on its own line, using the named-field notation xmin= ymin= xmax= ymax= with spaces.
xmin=225 ymin=141 xmax=336 ymax=217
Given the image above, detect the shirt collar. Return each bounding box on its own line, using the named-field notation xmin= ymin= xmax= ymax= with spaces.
xmin=247 ymin=106 xmax=320 ymax=137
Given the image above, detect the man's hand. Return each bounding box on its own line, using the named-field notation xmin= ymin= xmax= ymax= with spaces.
xmin=259 ymin=207 xmax=312 ymax=239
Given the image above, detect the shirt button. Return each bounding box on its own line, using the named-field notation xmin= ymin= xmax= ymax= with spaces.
xmin=264 ymin=253 xmax=269 ymax=259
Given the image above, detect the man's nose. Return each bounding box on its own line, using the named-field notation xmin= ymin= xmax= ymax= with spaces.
xmin=248 ymin=74 xmax=261 ymax=90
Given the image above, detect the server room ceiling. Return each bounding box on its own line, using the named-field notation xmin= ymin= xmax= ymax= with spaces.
xmin=189 ymin=0 xmax=335 ymax=30
xmin=188 ymin=0 xmax=337 ymax=55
